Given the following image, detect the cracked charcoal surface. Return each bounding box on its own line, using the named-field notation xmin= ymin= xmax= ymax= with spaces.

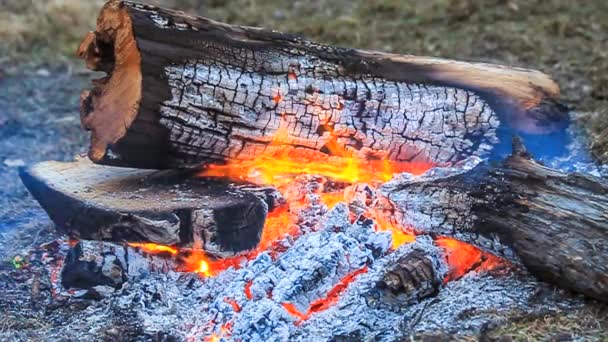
xmin=161 ymin=58 xmax=499 ymax=166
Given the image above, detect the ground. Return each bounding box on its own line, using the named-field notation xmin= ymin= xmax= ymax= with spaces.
xmin=0 ymin=0 xmax=606 ymax=340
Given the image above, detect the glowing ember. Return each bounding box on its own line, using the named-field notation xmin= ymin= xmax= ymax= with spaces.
xmin=224 ymin=298 xmax=241 ymax=312
xmin=307 ymin=266 xmax=368 ymax=314
xmin=244 ymin=280 xmax=253 ymax=300
xmin=435 ymin=237 xmax=506 ymax=282
xmin=282 ymin=266 xmax=368 ymax=323
xmin=180 ymin=251 xmax=244 ymax=276
xmin=252 ymin=205 xmax=297 ymax=255
xmin=128 ymin=242 xmax=178 ymax=255
xmin=281 ymin=303 xmax=307 ymax=323
xmin=272 ymin=89 xmax=283 ymax=104
xmin=205 ymin=322 xmax=232 ymax=342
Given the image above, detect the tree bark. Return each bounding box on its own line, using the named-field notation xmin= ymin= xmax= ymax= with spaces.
xmin=78 ymin=0 xmax=567 ymax=170
xmin=20 ymin=158 xmax=282 ymax=257
xmin=385 ymin=137 xmax=608 ymax=302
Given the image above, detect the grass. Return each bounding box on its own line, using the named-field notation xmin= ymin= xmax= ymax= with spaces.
xmin=480 ymin=306 xmax=608 ymax=341
xmin=0 ymin=0 xmax=105 ymax=65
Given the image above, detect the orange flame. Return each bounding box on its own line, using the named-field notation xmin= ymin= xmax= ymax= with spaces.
xmin=368 ymin=211 xmax=416 ymax=249
xmin=199 ymin=99 xmax=434 ymax=186
xmin=435 ymin=237 xmax=506 ymax=282
xmin=200 ymin=150 xmax=433 ymax=186
xmin=318 ymin=191 xmax=347 ymax=208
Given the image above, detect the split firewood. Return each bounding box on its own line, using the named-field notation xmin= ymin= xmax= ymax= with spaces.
xmin=386 ymin=137 xmax=608 ymax=302
xmin=78 ymin=0 xmax=567 ymax=170
xmin=20 ymin=158 xmax=282 ymax=257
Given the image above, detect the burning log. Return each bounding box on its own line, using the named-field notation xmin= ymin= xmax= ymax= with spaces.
xmin=78 ymin=0 xmax=567 ymax=170
xmin=387 ymin=137 xmax=608 ymax=302
xmin=20 ymin=158 xmax=282 ymax=257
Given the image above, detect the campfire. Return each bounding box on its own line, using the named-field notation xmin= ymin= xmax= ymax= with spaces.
xmin=18 ymin=1 xmax=607 ymax=340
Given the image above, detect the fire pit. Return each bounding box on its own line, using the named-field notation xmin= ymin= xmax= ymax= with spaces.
xmin=16 ymin=1 xmax=607 ymax=340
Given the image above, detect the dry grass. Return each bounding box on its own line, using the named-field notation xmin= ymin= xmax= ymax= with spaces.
xmin=0 ymin=0 xmax=105 ymax=64
xmin=480 ymin=306 xmax=608 ymax=342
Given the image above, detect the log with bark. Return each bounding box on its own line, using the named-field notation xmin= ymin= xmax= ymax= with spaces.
xmin=20 ymin=158 xmax=282 ymax=257
xmin=385 ymin=137 xmax=608 ymax=302
xmin=78 ymin=0 xmax=568 ymax=170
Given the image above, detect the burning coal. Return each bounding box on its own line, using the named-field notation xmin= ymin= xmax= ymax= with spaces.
xmin=122 ymin=126 xmax=509 ymax=330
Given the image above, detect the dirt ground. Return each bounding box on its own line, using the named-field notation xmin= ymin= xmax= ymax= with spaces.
xmin=0 ymin=0 xmax=606 ymax=340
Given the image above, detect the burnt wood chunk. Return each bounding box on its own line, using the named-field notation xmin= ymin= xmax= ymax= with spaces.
xmin=20 ymin=158 xmax=280 ymax=257
xmin=379 ymin=249 xmax=443 ymax=304
xmin=386 ymin=138 xmax=608 ymax=302
xmin=78 ymin=0 xmax=567 ymax=169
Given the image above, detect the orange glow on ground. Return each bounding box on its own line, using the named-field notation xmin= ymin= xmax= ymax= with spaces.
xmin=435 ymin=237 xmax=506 ymax=282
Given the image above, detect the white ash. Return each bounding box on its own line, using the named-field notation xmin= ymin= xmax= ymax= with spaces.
xmin=41 ymin=203 xmax=579 ymax=341
xmin=407 ymin=272 xmax=576 ymax=335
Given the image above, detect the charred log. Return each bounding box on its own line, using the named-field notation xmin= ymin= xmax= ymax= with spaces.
xmin=78 ymin=0 xmax=567 ymax=169
xmin=20 ymin=158 xmax=282 ymax=257
xmin=471 ymin=138 xmax=608 ymax=302
xmin=385 ymin=138 xmax=608 ymax=302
